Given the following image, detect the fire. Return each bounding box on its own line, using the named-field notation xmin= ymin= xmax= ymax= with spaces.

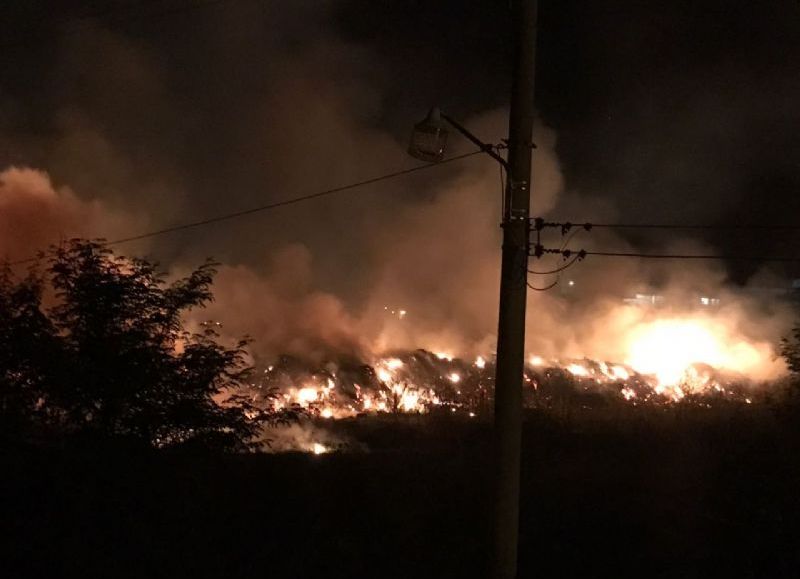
xmin=385 ymin=358 xmax=404 ymax=370
xmin=296 ymin=387 xmax=319 ymax=404
xmin=611 ymin=365 xmax=630 ymax=380
xmin=623 ymin=317 xmax=765 ymax=387
xmin=253 ymin=311 xmax=781 ymax=453
xmin=567 ymin=363 xmax=590 ymax=377
xmin=398 ymin=390 xmax=420 ymax=412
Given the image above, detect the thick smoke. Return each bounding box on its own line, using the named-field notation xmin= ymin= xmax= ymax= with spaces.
xmin=202 ymin=245 xmax=369 ymax=361
xmin=0 ymin=166 xmax=143 ymax=262
xmin=358 ymin=110 xmax=565 ymax=357
xmin=0 ymin=1 xmax=794 ymax=380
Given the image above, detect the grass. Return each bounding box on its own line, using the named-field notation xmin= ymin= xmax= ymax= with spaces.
xmin=3 ymin=402 xmax=799 ymax=578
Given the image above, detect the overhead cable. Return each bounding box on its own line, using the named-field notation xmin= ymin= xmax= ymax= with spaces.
xmin=4 ymin=150 xmax=483 ymax=265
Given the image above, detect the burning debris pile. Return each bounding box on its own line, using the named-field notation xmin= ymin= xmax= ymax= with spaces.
xmin=242 ymin=315 xmax=780 ymax=452
xmin=530 ymin=357 xmax=755 ymax=406
xmin=249 ymin=349 xmax=761 ymax=424
xmin=250 ymin=350 xmax=488 ymax=421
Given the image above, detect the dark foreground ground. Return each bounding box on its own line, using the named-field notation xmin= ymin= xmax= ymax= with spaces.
xmin=3 ymin=405 xmax=800 ymax=578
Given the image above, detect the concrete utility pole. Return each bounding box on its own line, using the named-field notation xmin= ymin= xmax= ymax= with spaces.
xmin=406 ymin=4 xmax=538 ymax=574
xmin=492 ymin=0 xmax=537 ymax=577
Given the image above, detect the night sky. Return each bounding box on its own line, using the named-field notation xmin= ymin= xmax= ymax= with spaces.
xmin=5 ymin=8 xmax=800 ymax=577
xmin=2 ymin=0 xmax=800 ymax=287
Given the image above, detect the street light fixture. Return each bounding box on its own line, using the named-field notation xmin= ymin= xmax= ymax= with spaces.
xmin=409 ymin=107 xmax=509 ymax=169
xmin=408 ymin=5 xmax=537 ymax=578
xmin=408 ymin=107 xmax=449 ymax=163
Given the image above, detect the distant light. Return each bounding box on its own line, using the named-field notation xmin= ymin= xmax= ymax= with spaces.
xmin=312 ymin=443 xmax=329 ymax=455
xmin=475 ymin=355 xmax=486 ymax=369
xmin=568 ymin=280 xmax=575 ymax=287
xmin=449 ymin=372 xmax=461 ymax=383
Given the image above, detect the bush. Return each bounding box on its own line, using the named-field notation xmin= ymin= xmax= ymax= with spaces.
xmin=0 ymin=239 xmax=274 ymax=451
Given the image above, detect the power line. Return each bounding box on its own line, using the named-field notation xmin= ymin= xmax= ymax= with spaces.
xmin=528 ymin=254 xmax=580 ymax=275
xmin=4 ymin=150 xmax=482 ymax=266
xmin=527 ymin=278 xmax=560 ymax=292
xmin=589 ymin=222 xmax=800 ymax=231
xmin=525 ymin=228 xmax=583 ymax=291
xmin=532 ymin=219 xmax=800 ymax=233
xmin=585 ymin=250 xmax=800 ymax=262
xmin=535 ymin=247 xmax=800 ymax=263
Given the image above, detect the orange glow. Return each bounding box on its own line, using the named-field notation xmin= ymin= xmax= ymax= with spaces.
xmin=624 ymin=318 xmax=763 ymax=387
xmin=567 ymin=363 xmax=590 ymax=377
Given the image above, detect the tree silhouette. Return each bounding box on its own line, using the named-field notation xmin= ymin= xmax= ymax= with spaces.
xmin=781 ymin=325 xmax=800 ymax=406
xmin=0 ymin=239 xmax=276 ymax=451
xmin=0 ymin=266 xmax=57 ymax=440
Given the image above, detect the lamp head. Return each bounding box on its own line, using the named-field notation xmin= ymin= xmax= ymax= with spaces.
xmin=408 ymin=107 xmax=449 ymax=163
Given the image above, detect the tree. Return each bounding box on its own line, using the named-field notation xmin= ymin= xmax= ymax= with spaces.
xmin=781 ymin=324 xmax=800 ymax=405
xmin=0 ymin=266 xmax=57 ymax=440
xmin=0 ymin=239 xmax=275 ymax=451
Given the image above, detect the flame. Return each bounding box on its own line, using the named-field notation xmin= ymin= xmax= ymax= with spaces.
xmin=385 ymin=358 xmax=403 ymax=370
xmin=624 ymin=317 xmax=763 ymax=387
xmin=611 ymin=365 xmax=630 ymax=380
xmin=529 ymin=355 xmax=544 ymax=366
xmin=398 ymin=390 xmax=420 ymax=412
xmin=296 ymin=387 xmax=318 ymax=404
xmin=253 ymin=310 xmax=781 ymax=453
xmin=567 ymin=363 xmax=590 ymax=377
